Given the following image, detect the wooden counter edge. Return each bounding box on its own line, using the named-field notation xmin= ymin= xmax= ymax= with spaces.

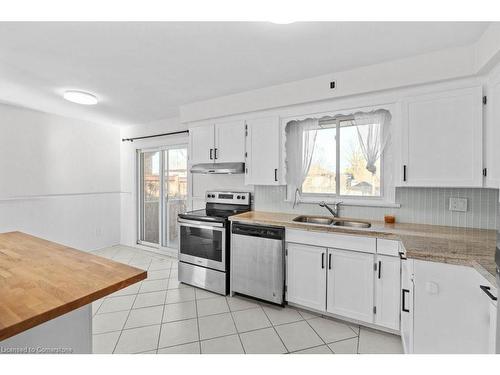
xmin=0 ymin=270 xmax=146 ymax=342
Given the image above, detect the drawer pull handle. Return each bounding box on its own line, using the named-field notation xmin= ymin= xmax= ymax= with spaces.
xmin=402 ymin=289 xmax=410 ymax=312
xmin=480 ymin=285 xmax=497 ymax=301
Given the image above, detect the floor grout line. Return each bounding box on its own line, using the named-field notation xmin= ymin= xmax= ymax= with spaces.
xmin=111 ymin=290 xmax=140 ymax=354
xmin=260 ymin=304 xmax=289 ymax=353
xmin=155 ymin=279 xmax=170 ymax=352
xmin=194 ymin=289 xmax=202 ymax=354
xmin=289 ymin=343 xmax=334 ymax=354
xmin=227 ymin=299 xmax=247 ymax=354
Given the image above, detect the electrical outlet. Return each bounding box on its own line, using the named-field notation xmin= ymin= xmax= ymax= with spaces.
xmin=449 ymin=197 xmax=468 ymax=212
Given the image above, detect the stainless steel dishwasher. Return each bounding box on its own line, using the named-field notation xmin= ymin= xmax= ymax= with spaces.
xmin=230 ymin=223 xmax=285 ymax=305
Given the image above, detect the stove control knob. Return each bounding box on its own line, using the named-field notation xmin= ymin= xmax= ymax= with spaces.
xmin=236 ymin=195 xmax=241 ymax=199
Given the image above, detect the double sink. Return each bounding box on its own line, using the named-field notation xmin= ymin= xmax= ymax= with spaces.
xmin=293 ymin=215 xmax=371 ymax=228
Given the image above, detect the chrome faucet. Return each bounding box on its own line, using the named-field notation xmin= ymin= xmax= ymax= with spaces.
xmin=319 ymin=201 xmax=343 ymax=218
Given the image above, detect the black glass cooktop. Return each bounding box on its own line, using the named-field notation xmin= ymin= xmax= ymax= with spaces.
xmin=178 ymin=203 xmax=251 ymax=223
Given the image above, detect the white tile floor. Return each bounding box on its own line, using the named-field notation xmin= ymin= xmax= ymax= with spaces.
xmin=91 ymin=245 xmax=404 ymax=354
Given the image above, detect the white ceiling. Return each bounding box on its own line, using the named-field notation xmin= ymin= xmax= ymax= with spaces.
xmin=0 ymin=22 xmax=490 ymax=126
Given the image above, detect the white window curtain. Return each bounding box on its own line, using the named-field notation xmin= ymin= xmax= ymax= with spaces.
xmin=285 ymin=118 xmax=319 ymax=207
xmin=353 ymin=109 xmax=391 ymax=175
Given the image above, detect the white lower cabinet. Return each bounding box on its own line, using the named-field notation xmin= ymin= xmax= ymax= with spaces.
xmin=375 ymin=254 xmax=401 ymax=330
xmin=326 ymin=248 xmax=375 ymax=323
xmin=286 ymin=231 xmax=400 ymax=331
xmin=286 ymin=243 xmax=326 ymax=311
xmin=400 ymin=258 xmax=414 ymax=354
xmin=412 ymin=260 xmax=493 ymax=353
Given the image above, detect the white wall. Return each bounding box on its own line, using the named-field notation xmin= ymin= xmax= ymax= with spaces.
xmin=180 ymin=24 xmax=500 ymax=123
xmin=0 ymin=103 xmax=121 ymax=251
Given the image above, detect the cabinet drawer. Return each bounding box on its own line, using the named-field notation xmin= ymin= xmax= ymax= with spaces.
xmin=377 ymin=239 xmax=400 ymax=257
xmin=286 ymin=229 xmax=376 ymax=254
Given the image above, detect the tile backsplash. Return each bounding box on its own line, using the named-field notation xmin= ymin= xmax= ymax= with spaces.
xmin=253 ymin=186 xmax=499 ymax=230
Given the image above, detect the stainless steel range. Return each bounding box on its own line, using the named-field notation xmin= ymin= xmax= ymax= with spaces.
xmin=177 ymin=191 xmax=251 ymax=295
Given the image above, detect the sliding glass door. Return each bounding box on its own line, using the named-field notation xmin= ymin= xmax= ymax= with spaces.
xmin=138 ymin=145 xmax=187 ymax=249
xmin=139 ymin=151 xmax=160 ymax=245
xmin=163 ymin=148 xmax=188 ymax=248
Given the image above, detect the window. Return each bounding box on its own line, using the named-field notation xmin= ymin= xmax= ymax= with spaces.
xmin=302 ymin=117 xmax=382 ymax=198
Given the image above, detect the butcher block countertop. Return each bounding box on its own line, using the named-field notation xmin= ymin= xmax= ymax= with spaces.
xmin=229 ymin=211 xmax=498 ymax=286
xmin=0 ymin=232 xmax=146 ymax=341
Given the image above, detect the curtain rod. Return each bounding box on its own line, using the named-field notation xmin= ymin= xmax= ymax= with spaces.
xmin=121 ymin=130 xmax=189 ymax=142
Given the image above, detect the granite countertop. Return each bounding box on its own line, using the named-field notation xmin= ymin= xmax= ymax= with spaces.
xmin=0 ymin=232 xmax=147 ymax=341
xmin=229 ymin=211 xmax=498 ymax=286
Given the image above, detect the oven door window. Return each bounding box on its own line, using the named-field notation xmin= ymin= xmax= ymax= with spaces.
xmin=180 ymin=226 xmax=223 ymax=262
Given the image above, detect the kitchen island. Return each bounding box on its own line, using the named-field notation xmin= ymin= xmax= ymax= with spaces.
xmin=0 ymin=232 xmax=146 ymax=354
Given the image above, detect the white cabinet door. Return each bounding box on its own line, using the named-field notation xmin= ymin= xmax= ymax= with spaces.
xmin=214 ymin=120 xmax=245 ymax=163
xmin=400 ymin=259 xmax=414 ymax=354
xmin=413 ymin=260 xmax=491 ymax=353
xmin=245 ymin=116 xmax=281 ymax=185
xmin=326 ymin=248 xmax=375 ymax=323
xmin=375 ymin=255 xmax=400 ymax=330
xmin=401 ymin=86 xmax=483 ymax=187
xmin=286 ymin=243 xmax=326 ymax=312
xmin=189 ymin=125 xmax=215 ymax=164
xmin=489 ymin=297 xmax=497 ymax=354
xmin=485 ymin=74 xmax=500 ymax=189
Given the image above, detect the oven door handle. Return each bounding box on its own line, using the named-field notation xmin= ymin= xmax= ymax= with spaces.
xmin=177 ymin=218 xmax=225 ymax=228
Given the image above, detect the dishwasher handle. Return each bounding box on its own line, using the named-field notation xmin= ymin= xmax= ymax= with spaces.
xmin=232 ymin=223 xmax=284 ymax=240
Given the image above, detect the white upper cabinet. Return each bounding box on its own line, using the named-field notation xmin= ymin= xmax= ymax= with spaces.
xmin=286 ymin=242 xmax=326 ymax=312
xmin=189 ymin=121 xmax=245 ymax=165
xmin=326 ymin=248 xmax=375 ymax=323
xmin=401 ymin=86 xmax=483 ymax=187
xmin=485 ymin=74 xmax=500 ymax=190
xmin=189 ymin=125 xmax=215 ymax=164
xmin=214 ymin=120 xmax=245 ymax=163
xmin=245 ymin=116 xmax=281 ymax=185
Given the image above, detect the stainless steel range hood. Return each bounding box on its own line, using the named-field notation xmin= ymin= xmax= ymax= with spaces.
xmin=190 ymin=162 xmax=245 ymax=174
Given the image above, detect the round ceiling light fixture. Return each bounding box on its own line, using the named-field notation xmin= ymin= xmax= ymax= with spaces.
xmin=63 ymin=90 xmax=98 ymax=105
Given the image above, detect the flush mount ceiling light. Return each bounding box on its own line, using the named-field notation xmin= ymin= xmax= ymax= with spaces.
xmin=63 ymin=90 xmax=98 ymax=105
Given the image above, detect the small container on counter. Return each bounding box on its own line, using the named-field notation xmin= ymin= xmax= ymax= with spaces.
xmin=384 ymin=215 xmax=396 ymax=224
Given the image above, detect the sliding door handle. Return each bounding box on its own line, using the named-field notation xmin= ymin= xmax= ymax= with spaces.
xmin=402 ymin=289 xmax=410 ymax=312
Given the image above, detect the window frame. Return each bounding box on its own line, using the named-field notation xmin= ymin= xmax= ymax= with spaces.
xmin=300 ymin=115 xmax=385 ymax=202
